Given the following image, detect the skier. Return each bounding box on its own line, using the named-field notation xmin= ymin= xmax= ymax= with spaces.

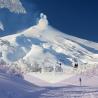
xmin=79 ymin=77 xmax=82 ymax=86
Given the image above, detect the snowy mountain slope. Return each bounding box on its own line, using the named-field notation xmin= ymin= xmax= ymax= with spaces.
xmin=0 ymin=14 xmax=98 ymax=84
xmin=0 ymin=0 xmax=26 ymax=14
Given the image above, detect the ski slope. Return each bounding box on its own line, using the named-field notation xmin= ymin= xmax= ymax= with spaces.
xmin=0 ymin=72 xmax=98 ymax=98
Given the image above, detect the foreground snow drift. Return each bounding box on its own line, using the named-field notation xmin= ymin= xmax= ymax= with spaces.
xmin=0 ymin=72 xmax=45 ymax=98
xmin=0 ymin=73 xmax=98 ymax=98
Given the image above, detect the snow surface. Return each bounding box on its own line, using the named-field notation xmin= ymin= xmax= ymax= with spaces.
xmin=0 ymin=72 xmax=98 ymax=98
xmin=0 ymin=13 xmax=98 ymax=97
xmin=0 ymin=72 xmax=45 ymax=98
xmin=0 ymin=0 xmax=26 ymax=14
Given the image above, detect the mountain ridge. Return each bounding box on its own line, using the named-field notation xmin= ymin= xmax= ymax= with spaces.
xmin=0 ymin=14 xmax=98 ymax=83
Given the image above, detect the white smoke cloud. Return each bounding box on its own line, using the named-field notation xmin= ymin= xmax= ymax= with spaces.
xmin=37 ymin=13 xmax=48 ymax=30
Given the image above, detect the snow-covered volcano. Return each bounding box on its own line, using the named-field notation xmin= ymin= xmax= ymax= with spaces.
xmin=0 ymin=13 xmax=98 ymax=84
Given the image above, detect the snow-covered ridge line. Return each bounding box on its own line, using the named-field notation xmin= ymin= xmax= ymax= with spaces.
xmin=1 ymin=25 xmax=98 ymax=50
xmin=62 ymin=32 xmax=98 ymax=50
xmin=0 ymin=0 xmax=26 ymax=14
xmin=49 ymin=26 xmax=98 ymax=50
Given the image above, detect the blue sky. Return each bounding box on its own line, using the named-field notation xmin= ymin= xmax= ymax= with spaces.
xmin=33 ymin=0 xmax=98 ymax=42
xmin=0 ymin=0 xmax=98 ymax=42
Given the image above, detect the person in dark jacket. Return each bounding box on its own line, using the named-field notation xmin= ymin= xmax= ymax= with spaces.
xmin=79 ymin=77 xmax=82 ymax=86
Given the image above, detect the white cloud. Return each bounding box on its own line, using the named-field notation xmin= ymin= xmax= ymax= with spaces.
xmin=0 ymin=0 xmax=26 ymax=14
xmin=0 ymin=21 xmax=4 ymax=31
